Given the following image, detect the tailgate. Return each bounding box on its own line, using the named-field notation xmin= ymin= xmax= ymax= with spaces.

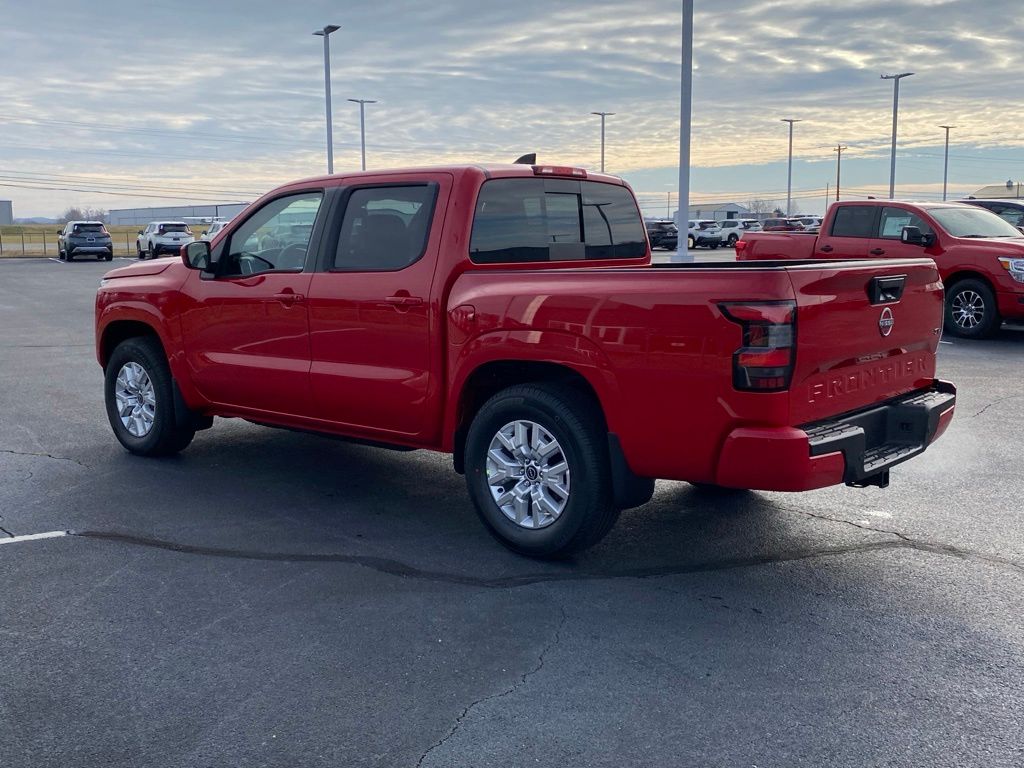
xmin=787 ymin=259 xmax=943 ymax=425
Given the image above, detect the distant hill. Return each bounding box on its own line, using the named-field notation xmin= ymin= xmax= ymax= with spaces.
xmin=15 ymin=217 xmax=58 ymax=224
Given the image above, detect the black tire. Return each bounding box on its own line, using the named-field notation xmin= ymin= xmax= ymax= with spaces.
xmin=104 ymin=337 xmax=196 ymax=457
xmin=727 ymin=234 xmax=738 ymax=247
xmin=58 ymin=246 xmax=65 ymax=261
xmin=464 ymin=383 xmax=619 ymax=558
xmin=687 ymin=235 xmax=696 ymax=250
xmin=105 ymin=249 xmax=114 ymax=261
xmin=944 ymin=278 xmax=1000 ymax=339
xmin=709 ymin=242 xmax=720 ymax=250
xmin=136 ymin=242 xmax=144 ymax=259
xmin=66 ymin=248 xmax=74 ymax=262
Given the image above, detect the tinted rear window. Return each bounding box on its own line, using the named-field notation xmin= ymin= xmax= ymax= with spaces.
xmin=830 ymin=206 xmax=876 ymax=238
xmin=73 ymin=224 xmax=104 ymax=233
xmin=159 ymin=224 xmax=190 ymax=233
xmin=470 ymin=178 xmax=646 ymax=263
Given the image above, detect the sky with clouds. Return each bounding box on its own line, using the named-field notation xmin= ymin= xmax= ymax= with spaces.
xmin=2 ymin=0 xmax=1023 ymax=218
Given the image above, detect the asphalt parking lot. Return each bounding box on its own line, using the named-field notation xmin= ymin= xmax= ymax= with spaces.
xmin=1 ymin=256 xmax=1023 ymax=768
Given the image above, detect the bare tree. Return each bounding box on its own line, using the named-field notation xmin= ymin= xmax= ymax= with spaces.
xmin=745 ymin=199 xmax=774 ymax=217
xmin=59 ymin=207 xmax=108 ymax=223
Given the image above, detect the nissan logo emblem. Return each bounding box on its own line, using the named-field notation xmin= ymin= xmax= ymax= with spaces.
xmin=879 ymin=307 xmax=895 ymax=337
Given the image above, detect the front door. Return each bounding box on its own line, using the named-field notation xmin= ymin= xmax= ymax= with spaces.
xmin=869 ymin=205 xmax=937 ymax=260
xmin=179 ymin=190 xmax=326 ymax=417
xmin=307 ymin=174 xmax=451 ymax=440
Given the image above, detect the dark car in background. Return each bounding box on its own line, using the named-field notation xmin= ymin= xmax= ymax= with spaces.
xmin=644 ymin=219 xmax=678 ymax=250
xmin=961 ymin=199 xmax=1024 ymax=229
xmin=58 ymin=221 xmax=114 ymax=261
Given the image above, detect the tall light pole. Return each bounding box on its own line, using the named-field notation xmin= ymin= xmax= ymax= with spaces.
xmin=881 ymin=72 xmax=914 ymax=199
xmin=313 ymin=24 xmax=341 ymax=174
xmin=833 ymin=145 xmax=847 ymax=202
xmin=939 ymin=124 xmax=955 ymax=201
xmin=781 ymin=118 xmax=802 ymax=215
xmin=591 ymin=112 xmax=615 ymax=172
xmin=348 ymin=98 xmax=377 ymax=171
xmin=677 ymin=0 xmax=694 ymax=226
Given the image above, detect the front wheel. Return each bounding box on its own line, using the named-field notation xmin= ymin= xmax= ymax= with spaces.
xmin=104 ymin=337 xmax=196 ymax=456
xmin=944 ymin=279 xmax=1000 ymax=339
xmin=687 ymin=235 xmax=695 ymax=250
xmin=464 ymin=384 xmax=619 ymax=558
xmin=709 ymin=242 xmax=720 ymax=250
xmin=727 ymin=234 xmax=738 ymax=247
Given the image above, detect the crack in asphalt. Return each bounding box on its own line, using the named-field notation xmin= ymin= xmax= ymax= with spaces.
xmin=972 ymin=394 xmax=1023 ymax=418
xmin=0 ymin=526 xmax=14 ymax=538
xmin=66 ymin=529 xmax=1023 ymax=587
xmin=786 ymin=507 xmax=1024 ymax=574
xmin=0 ymin=449 xmax=87 ymax=467
xmin=414 ymin=605 xmax=568 ymax=768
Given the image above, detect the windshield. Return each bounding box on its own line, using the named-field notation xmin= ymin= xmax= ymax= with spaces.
xmin=928 ymin=207 xmax=1022 ymax=238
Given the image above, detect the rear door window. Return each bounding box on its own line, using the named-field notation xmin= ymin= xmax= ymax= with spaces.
xmin=332 ymin=185 xmax=438 ymax=271
xmin=470 ymin=178 xmax=646 ymax=263
xmin=830 ymin=206 xmax=877 ymax=238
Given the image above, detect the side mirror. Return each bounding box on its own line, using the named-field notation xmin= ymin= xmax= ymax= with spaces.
xmin=137 ymin=230 xmax=144 ymax=236
xmin=183 ymin=240 xmax=212 ymax=271
xmin=200 ymin=230 xmax=208 ymax=237
xmin=900 ymin=226 xmax=928 ymax=246
xmin=1017 ymin=226 xmax=1024 ymax=236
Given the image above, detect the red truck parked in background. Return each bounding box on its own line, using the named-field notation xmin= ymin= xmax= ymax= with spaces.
xmin=737 ymin=200 xmax=1024 ymax=338
xmin=95 ymin=164 xmax=955 ymax=557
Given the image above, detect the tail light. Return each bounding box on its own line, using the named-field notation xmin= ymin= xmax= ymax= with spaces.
xmin=719 ymin=301 xmax=796 ymax=392
xmin=734 ymin=239 xmax=749 ymax=258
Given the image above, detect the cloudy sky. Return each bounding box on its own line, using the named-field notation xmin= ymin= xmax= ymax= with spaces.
xmin=2 ymin=0 xmax=1023 ymax=218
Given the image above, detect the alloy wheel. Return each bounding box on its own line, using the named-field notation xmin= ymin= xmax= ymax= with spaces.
xmin=114 ymin=362 xmax=156 ymax=437
xmin=486 ymin=420 xmax=571 ymax=529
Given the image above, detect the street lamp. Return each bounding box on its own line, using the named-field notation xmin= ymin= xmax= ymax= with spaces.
xmin=781 ymin=118 xmax=802 ymax=216
xmin=590 ymin=112 xmax=615 ymax=172
xmin=939 ymin=125 xmax=956 ymax=201
xmin=678 ymin=0 xmax=694 ymax=226
xmin=348 ymin=99 xmax=377 ymax=171
xmin=313 ymin=24 xmax=341 ymax=174
xmin=881 ymin=72 xmax=914 ymax=199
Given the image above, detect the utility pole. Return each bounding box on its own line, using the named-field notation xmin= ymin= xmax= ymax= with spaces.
xmin=939 ymin=125 xmax=955 ymax=201
xmin=348 ymin=98 xmax=377 ymax=171
xmin=781 ymin=118 xmax=802 ymax=215
xmin=881 ymin=72 xmax=914 ymax=199
xmin=590 ymin=112 xmax=615 ymax=173
xmin=825 ymin=183 xmax=829 ymax=211
xmin=833 ymin=145 xmax=847 ymax=202
xmin=312 ymin=24 xmax=341 ymax=174
xmin=677 ymin=0 xmax=694 ymax=225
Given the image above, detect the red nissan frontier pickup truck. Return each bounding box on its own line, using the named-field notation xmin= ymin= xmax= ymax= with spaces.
xmin=736 ymin=199 xmax=1024 ymax=339
xmin=95 ymin=164 xmax=955 ymax=557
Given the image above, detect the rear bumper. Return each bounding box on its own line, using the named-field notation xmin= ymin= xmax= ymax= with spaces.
xmin=153 ymin=242 xmax=187 ymax=254
xmin=715 ymin=380 xmax=956 ymax=491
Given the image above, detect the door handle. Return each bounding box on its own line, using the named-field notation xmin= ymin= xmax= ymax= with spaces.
xmin=384 ymin=295 xmax=424 ymax=308
xmin=819 ymin=244 xmax=833 ymax=252
xmin=870 ymin=248 xmax=886 ymax=256
xmin=273 ymin=291 xmax=304 ymax=305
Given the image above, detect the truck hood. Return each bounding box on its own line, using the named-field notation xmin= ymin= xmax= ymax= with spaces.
xmin=955 ymin=236 xmax=1024 ymax=254
xmin=102 ymin=258 xmax=176 ymax=280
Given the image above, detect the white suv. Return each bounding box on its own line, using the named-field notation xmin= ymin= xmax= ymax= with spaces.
xmin=717 ymin=218 xmax=762 ymax=246
xmin=687 ymin=220 xmax=723 ymax=249
xmin=200 ymin=220 xmax=231 ymax=242
xmin=136 ymin=221 xmax=195 ymax=259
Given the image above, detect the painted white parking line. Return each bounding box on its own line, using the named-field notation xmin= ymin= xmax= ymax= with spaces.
xmin=0 ymin=531 xmax=67 ymax=545
xmin=940 ymin=341 xmax=954 ymax=345
xmin=47 ymin=257 xmax=64 ymax=264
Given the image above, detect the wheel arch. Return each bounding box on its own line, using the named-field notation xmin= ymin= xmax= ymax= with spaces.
xmin=98 ymin=319 xmax=165 ymax=369
xmin=450 ymin=360 xmax=608 ymax=475
xmin=943 ymin=269 xmax=994 ymax=293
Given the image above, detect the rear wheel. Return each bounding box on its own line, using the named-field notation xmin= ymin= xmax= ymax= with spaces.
xmin=945 ymin=278 xmax=1000 ymax=339
xmin=104 ymin=337 xmax=196 ymax=456
xmin=464 ymin=384 xmax=618 ymax=558
xmin=105 ymin=249 xmax=114 ymax=261
xmin=687 ymin=235 xmax=695 ymax=250
xmin=709 ymin=242 xmax=720 ymax=250
xmin=727 ymin=234 xmax=738 ymax=247
xmin=66 ymin=248 xmax=74 ymax=262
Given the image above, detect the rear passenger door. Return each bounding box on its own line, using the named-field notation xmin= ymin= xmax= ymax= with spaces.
xmin=814 ymin=205 xmax=877 ymax=258
xmin=306 ymin=173 xmax=452 ymax=440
